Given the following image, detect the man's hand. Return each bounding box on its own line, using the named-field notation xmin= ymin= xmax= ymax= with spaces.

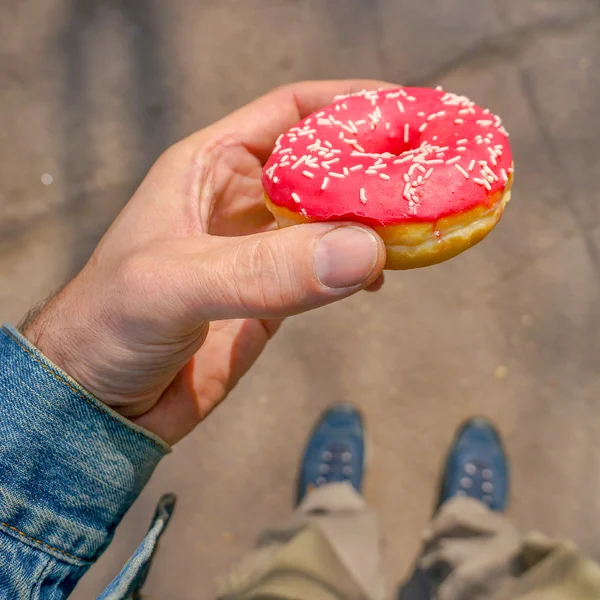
xmin=23 ymin=80 xmax=390 ymax=444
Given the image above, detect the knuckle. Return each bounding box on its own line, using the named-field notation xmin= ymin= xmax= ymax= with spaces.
xmin=233 ymin=237 xmax=298 ymax=314
xmin=113 ymin=251 xmax=163 ymax=310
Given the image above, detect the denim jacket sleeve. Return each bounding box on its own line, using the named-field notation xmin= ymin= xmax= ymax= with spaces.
xmin=0 ymin=324 xmax=170 ymax=599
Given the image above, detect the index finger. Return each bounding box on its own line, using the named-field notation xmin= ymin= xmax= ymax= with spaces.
xmin=194 ymin=79 xmax=398 ymax=162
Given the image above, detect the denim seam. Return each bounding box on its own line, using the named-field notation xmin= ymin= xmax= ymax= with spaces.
xmin=30 ymin=552 xmax=52 ymax=600
xmin=0 ymin=520 xmax=84 ymax=562
xmin=4 ymin=328 xmax=165 ymax=454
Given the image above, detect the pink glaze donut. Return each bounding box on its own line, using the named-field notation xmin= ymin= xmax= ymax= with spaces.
xmin=262 ymin=87 xmax=514 ymax=269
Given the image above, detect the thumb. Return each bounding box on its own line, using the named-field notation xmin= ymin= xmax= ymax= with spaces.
xmin=183 ymin=223 xmax=386 ymax=321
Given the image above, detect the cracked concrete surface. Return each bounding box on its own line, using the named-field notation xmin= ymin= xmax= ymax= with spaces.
xmin=1 ymin=0 xmax=600 ymax=597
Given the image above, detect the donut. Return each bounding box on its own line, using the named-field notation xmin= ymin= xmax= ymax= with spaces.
xmin=261 ymin=87 xmax=513 ymax=270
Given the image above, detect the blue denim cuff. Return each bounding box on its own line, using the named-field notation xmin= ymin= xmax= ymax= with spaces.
xmin=0 ymin=325 xmax=170 ymax=565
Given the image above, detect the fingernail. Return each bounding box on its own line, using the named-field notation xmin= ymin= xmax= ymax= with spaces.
xmin=315 ymin=226 xmax=379 ymax=289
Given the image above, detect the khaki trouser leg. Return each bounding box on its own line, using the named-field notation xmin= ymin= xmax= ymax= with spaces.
xmin=217 ymin=483 xmax=385 ymax=600
xmin=418 ymin=496 xmax=600 ymax=600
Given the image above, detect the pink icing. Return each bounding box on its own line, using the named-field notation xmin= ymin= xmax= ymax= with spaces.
xmin=261 ymin=87 xmax=512 ymax=226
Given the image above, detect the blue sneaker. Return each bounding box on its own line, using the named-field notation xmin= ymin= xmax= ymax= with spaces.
xmin=438 ymin=418 xmax=509 ymax=512
xmin=297 ymin=403 xmax=366 ymax=504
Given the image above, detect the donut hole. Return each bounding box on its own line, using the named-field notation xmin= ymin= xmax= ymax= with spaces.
xmin=357 ymin=125 xmax=435 ymax=157
xmin=358 ymin=132 xmax=410 ymax=156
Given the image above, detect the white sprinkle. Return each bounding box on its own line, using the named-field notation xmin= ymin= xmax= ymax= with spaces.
xmin=394 ymin=155 xmax=414 ymax=164
xmin=273 ymin=176 xmax=279 ymax=183
xmin=343 ymin=167 xmax=350 ymax=176
xmin=360 ymin=188 xmax=368 ymax=204
xmin=355 ymin=119 xmax=367 ymax=126
xmin=329 ymin=172 xmax=344 ymax=178
xmin=397 ymin=100 xmax=405 ymax=113
xmin=412 ymin=181 xmax=419 ymax=187
xmin=455 ymin=164 xmax=470 ymax=179
xmin=404 ymin=123 xmax=409 ymax=143
xmin=473 ymin=177 xmax=492 ymax=190
xmin=279 ymin=148 xmax=293 ymax=155
xmin=457 ymin=138 xmax=468 ymax=145
xmin=457 ymin=146 xmax=467 ymax=152
xmin=403 ymin=182 xmax=412 ymax=198
xmin=418 ymin=111 xmax=425 ymax=117
xmin=477 ymin=120 xmax=493 ymax=126
xmin=265 ymin=164 xmax=277 ymax=179
xmin=458 ymin=108 xmax=470 ymax=115
xmin=385 ymin=122 xmax=391 ymax=130
xmin=417 ymin=175 xmax=423 ymax=184
xmin=275 ymin=134 xmax=283 ymax=146
xmin=342 ymin=103 xmax=348 ymax=109
xmin=324 ymin=141 xmax=333 ymax=148
xmin=482 ymin=164 xmax=498 ymax=181
xmin=350 ymin=141 xmax=366 ymax=153
xmin=508 ymin=166 xmax=514 ymax=173
xmin=446 ymin=156 xmax=461 ymax=165
xmin=302 ymin=170 xmax=314 ymax=179
xmin=468 ymin=159 xmax=476 ymax=171
xmin=419 ymin=123 xmax=427 ymax=133
xmin=426 ymin=159 xmax=444 ymax=165
xmin=322 ymin=158 xmax=340 ymax=167
xmin=424 ymin=168 xmax=434 ymax=180
xmin=292 ymin=193 xmax=301 ymax=203
xmin=321 ymin=177 xmax=329 ymax=190
xmin=501 ymin=168 xmax=508 ymax=182
xmin=365 ymin=169 xmax=378 ymax=175
xmin=316 ymin=111 xmax=325 ymax=117
xmin=454 ymin=118 xmax=464 ymax=125
xmin=403 ymin=173 xmax=410 ymax=183
xmin=417 ymin=164 xmax=427 ymax=173
xmin=406 ymin=95 xmax=416 ymax=101
xmin=379 ymin=173 xmax=391 ymax=180
xmin=408 ymin=163 xmax=420 ymax=176
xmin=341 ymin=124 xmax=355 ymax=134
xmin=350 ymin=164 xmax=363 ymax=171
xmin=291 ymin=156 xmax=307 ymax=170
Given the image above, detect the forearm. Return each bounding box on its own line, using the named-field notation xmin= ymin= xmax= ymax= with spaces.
xmin=0 ymin=325 xmax=169 ymax=599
